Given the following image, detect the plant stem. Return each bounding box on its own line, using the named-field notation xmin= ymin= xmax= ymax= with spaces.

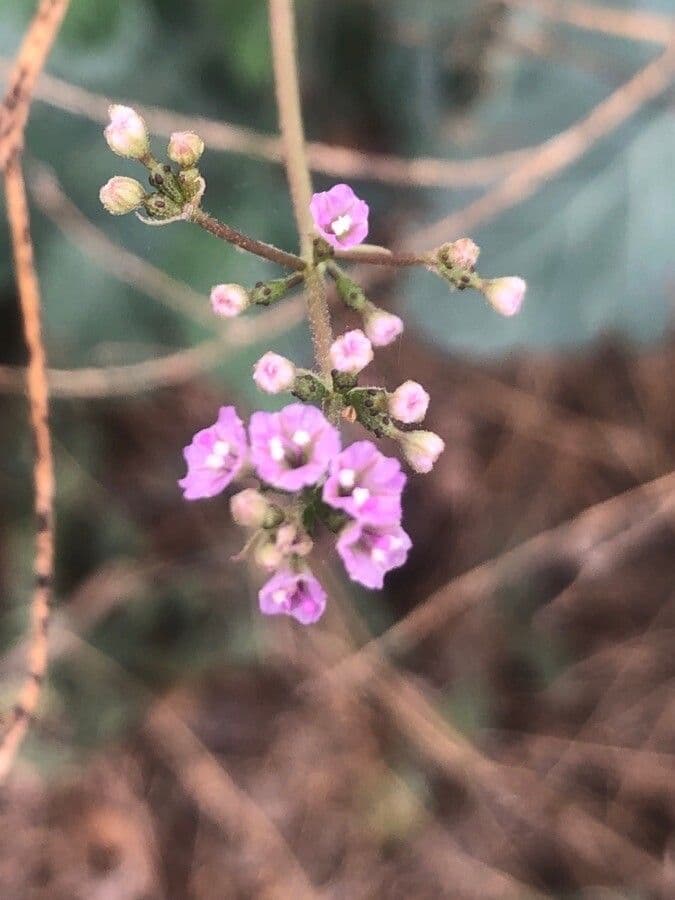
xmin=191 ymin=208 xmax=306 ymax=272
xmin=268 ymin=0 xmax=333 ymax=376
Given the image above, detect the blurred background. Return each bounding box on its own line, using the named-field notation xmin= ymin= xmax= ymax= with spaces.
xmin=1 ymin=1 xmax=674 ymax=897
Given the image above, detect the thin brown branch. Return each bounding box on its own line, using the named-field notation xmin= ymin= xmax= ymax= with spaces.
xmin=268 ymin=0 xmax=333 ymax=376
xmin=0 ymin=58 xmax=531 ymax=189
xmin=507 ymin=0 xmax=674 ymax=45
xmin=0 ymin=156 xmax=55 ymax=782
xmin=0 ymin=0 xmax=70 ymax=783
xmin=191 ymin=208 xmax=306 ymax=272
xmin=0 ymin=0 xmax=70 ymax=168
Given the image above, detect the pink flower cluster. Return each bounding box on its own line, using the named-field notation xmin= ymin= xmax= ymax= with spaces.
xmin=179 ymin=403 xmax=412 ymax=622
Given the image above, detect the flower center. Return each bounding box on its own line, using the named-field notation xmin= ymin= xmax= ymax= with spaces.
xmin=371 ymin=547 xmax=387 ymax=564
xmin=272 ymin=589 xmax=288 ymax=606
xmin=269 ymin=436 xmax=286 ymax=462
xmin=352 ymin=487 xmax=371 ymax=508
xmin=292 ymin=429 xmax=311 ymax=447
xmin=338 ymin=468 xmax=356 ymax=490
xmin=205 ymin=440 xmax=231 ymax=469
xmin=330 ymin=214 xmax=352 ymax=237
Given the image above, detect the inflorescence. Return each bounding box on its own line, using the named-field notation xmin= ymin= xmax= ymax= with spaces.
xmin=100 ymin=105 xmax=527 ymax=625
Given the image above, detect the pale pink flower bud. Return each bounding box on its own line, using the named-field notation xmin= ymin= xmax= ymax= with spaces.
xmin=444 ymin=238 xmax=480 ymax=270
xmin=230 ymin=488 xmax=272 ymax=528
xmin=329 ymin=329 xmax=374 ymax=375
xmin=253 ymin=352 xmax=296 ymax=394
xmin=399 ymin=430 xmax=445 ymax=474
xmin=254 ymin=539 xmax=285 ymax=571
xmin=104 ymin=105 xmax=149 ymax=159
xmin=168 ymin=131 xmax=204 ymax=167
xmin=388 ymin=381 xmax=430 ymax=424
xmin=99 ymin=176 xmax=145 ymax=215
xmin=363 ymin=307 xmax=404 ymax=347
xmin=482 ymin=277 xmax=526 ymax=317
xmin=210 ymin=283 xmax=250 ymax=318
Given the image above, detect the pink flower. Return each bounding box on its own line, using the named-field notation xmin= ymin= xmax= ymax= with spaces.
xmin=337 ymin=521 xmax=412 ymax=589
xmin=249 ymin=403 xmax=340 ymax=491
xmin=253 ymin=352 xmax=296 ymax=394
xmin=388 ymin=381 xmax=430 ymax=424
xmin=482 ymin=277 xmax=526 ymax=317
xmin=322 ymin=441 xmax=405 ymax=526
xmin=104 ymin=105 xmax=149 ymax=159
xmin=398 ymin=430 xmax=445 ymax=474
xmin=210 ymin=283 xmax=250 ymax=318
xmin=258 ymin=569 xmax=327 ymax=624
xmin=179 ymin=407 xmax=248 ymax=500
xmin=363 ymin=307 xmax=403 ymax=347
xmin=168 ymin=131 xmax=204 ymax=167
xmin=329 ymin=329 xmax=373 ymax=375
xmin=310 ymin=183 xmax=369 ymax=249
xmin=99 ymin=176 xmax=145 ymax=216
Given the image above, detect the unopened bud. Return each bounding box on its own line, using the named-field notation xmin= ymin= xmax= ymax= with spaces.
xmin=99 ymin=176 xmax=145 ymax=215
xmin=168 ymin=131 xmax=204 ymax=168
xmin=329 ymin=329 xmax=373 ymax=375
xmin=362 ymin=304 xmax=403 ymax=347
xmin=439 ymin=238 xmax=480 ymax=270
xmin=210 ymin=283 xmax=250 ymax=318
xmin=388 ymin=381 xmax=430 ymax=424
xmin=397 ymin=429 xmax=445 ymax=474
xmin=104 ymin=104 xmax=150 ymax=160
xmin=331 ymin=267 xmax=367 ymax=311
xmin=230 ymin=489 xmax=277 ymax=528
xmin=253 ymin=352 xmax=296 ymax=395
xmin=482 ymin=277 xmax=526 ymax=317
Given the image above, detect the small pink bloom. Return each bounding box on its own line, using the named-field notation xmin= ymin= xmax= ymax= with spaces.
xmin=445 ymin=238 xmax=480 ymax=270
xmin=230 ymin=488 xmax=272 ymax=528
xmin=483 ymin=277 xmax=526 ymax=317
xmin=168 ymin=131 xmax=204 ymax=167
xmin=337 ymin=521 xmax=412 ymax=589
xmin=253 ymin=352 xmax=296 ymax=394
xmin=363 ymin=307 xmax=403 ymax=347
xmin=323 ymin=441 xmax=405 ymax=526
xmin=398 ymin=430 xmax=445 ymax=474
xmin=104 ymin=105 xmax=149 ymax=159
xmin=329 ymin=329 xmax=373 ymax=375
xmin=310 ymin=183 xmax=369 ymax=249
xmin=388 ymin=381 xmax=430 ymax=424
xmin=249 ymin=403 xmax=340 ymax=491
xmin=99 ymin=176 xmax=145 ymax=216
xmin=259 ymin=569 xmax=327 ymax=624
xmin=210 ymin=283 xmax=250 ymax=318
xmin=179 ymin=407 xmax=248 ymax=500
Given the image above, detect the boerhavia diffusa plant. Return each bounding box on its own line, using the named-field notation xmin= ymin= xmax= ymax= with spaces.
xmin=100 ymin=105 xmax=526 ymax=625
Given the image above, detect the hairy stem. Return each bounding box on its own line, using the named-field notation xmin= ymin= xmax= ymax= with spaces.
xmin=191 ymin=208 xmax=306 ymax=272
xmin=268 ymin=0 xmax=333 ymax=376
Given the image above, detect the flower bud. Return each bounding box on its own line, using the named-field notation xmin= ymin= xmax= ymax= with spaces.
xmin=253 ymin=352 xmax=296 ymax=395
xmin=332 ymin=267 xmax=367 ymax=311
xmin=168 ymin=131 xmax=204 ymax=168
xmin=254 ymin=539 xmax=285 ymax=571
xmin=250 ymin=273 xmax=303 ymax=307
xmin=99 ymin=176 xmax=145 ymax=215
xmin=104 ymin=104 xmax=150 ymax=159
xmin=482 ymin=277 xmax=526 ymax=317
xmin=388 ymin=381 xmax=430 ymax=424
xmin=440 ymin=238 xmax=480 ymax=270
xmin=210 ymin=283 xmax=250 ymax=318
xmin=230 ymin=489 xmax=274 ymax=528
xmin=398 ymin=430 xmax=445 ymax=474
xmin=329 ymin=329 xmax=373 ymax=375
xmin=363 ymin=305 xmax=403 ymax=347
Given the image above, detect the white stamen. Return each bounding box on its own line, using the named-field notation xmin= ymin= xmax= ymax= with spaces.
xmin=269 ymin=436 xmax=285 ymax=461
xmin=352 ymin=487 xmax=371 ymax=507
xmin=338 ymin=468 xmax=356 ymax=490
xmin=330 ymin=214 xmax=352 ymax=237
xmin=272 ymin=589 xmax=288 ymax=606
xmin=205 ymin=453 xmax=224 ymax=469
xmin=371 ymin=548 xmax=387 ymax=564
xmin=213 ymin=440 xmax=230 ymax=457
xmin=292 ymin=429 xmax=311 ymax=447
